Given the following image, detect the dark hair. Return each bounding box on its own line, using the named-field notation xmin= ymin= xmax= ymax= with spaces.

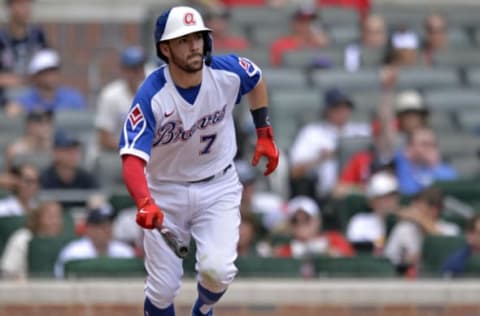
xmin=413 ymin=186 xmax=444 ymax=210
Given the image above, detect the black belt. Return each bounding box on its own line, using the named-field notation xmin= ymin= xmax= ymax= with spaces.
xmin=188 ymin=164 xmax=232 ymax=184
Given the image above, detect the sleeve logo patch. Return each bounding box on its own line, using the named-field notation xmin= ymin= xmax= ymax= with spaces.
xmin=128 ymin=104 xmax=144 ymax=129
xmin=238 ymin=57 xmax=259 ymax=77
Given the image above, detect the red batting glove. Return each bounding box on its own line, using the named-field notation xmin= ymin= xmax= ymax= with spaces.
xmin=136 ymin=197 xmax=164 ymax=229
xmin=251 ymin=126 xmax=279 ymax=176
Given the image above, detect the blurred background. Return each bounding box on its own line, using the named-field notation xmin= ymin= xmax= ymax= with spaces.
xmin=1 ymin=0 xmax=480 ymax=315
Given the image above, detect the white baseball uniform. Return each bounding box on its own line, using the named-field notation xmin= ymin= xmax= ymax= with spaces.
xmin=119 ymin=54 xmax=261 ymax=308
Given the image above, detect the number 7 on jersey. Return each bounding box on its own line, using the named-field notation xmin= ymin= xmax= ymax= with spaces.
xmin=200 ymin=134 xmax=217 ymax=155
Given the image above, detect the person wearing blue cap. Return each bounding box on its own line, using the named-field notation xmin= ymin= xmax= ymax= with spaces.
xmin=94 ymin=45 xmax=147 ymax=152
xmin=289 ymin=87 xmax=370 ymax=202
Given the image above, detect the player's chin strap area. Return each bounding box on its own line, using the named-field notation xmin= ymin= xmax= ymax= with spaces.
xmin=187 ymin=164 xmax=232 ymax=184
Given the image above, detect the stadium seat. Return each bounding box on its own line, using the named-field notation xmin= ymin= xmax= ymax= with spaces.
xmin=464 ymin=255 xmax=480 ymax=277
xmin=434 ymin=178 xmax=480 ymax=206
xmin=282 ymin=48 xmax=345 ymax=69
xmin=95 ymin=152 xmax=124 ymax=189
xmin=109 ymin=193 xmax=135 ymax=213
xmin=262 ymin=68 xmax=309 ymax=90
xmin=360 ymin=47 xmax=385 ymax=69
xmin=235 ymin=256 xmax=304 ymax=278
xmin=436 ymin=132 xmax=480 ymax=160
xmin=429 ymin=112 xmax=456 ymax=133
xmin=315 ymin=255 xmax=396 ymax=278
xmin=433 ymin=49 xmax=480 ymax=68
xmin=243 ymin=48 xmax=272 ymax=68
xmin=424 ymin=88 xmax=480 ymax=112
xmin=396 ymin=67 xmax=460 ymax=90
xmin=0 ymin=114 xmax=24 ymax=136
xmin=0 ymin=215 xmax=26 ymax=257
xmin=420 ymin=235 xmax=466 ymax=277
xmin=466 ymin=68 xmax=480 ymax=87
xmin=456 ymin=109 xmax=480 ymax=132
xmin=10 ymin=152 xmax=52 ymax=170
xmin=328 ymin=25 xmax=359 ymax=46
xmin=63 ymin=257 xmax=145 ymax=278
xmin=350 ymin=91 xmax=382 ymax=113
xmin=54 ymin=110 xmax=96 ymax=137
xmin=320 ymin=6 xmax=359 ymax=27
xmin=449 ymin=156 xmax=480 ymax=179
xmin=38 ymin=189 xmax=103 ymax=209
xmin=329 ymin=194 xmax=369 ymax=232
xmin=251 ymin=26 xmax=289 ymax=48
xmin=312 ymin=69 xmax=381 ymax=92
xmin=28 ymin=235 xmax=76 ymax=278
xmin=230 ymin=6 xmax=291 ymax=31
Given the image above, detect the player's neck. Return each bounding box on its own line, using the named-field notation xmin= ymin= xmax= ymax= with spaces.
xmin=168 ymin=65 xmax=202 ymax=88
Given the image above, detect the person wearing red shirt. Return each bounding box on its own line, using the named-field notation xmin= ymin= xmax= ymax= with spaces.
xmin=270 ymin=5 xmax=329 ymax=66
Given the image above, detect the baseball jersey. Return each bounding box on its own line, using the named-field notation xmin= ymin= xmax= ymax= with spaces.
xmin=119 ymin=54 xmax=261 ymax=182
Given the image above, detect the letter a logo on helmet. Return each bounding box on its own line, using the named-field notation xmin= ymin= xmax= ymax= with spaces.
xmin=184 ymin=12 xmax=196 ymax=26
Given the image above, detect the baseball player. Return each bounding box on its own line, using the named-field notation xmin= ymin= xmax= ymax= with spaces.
xmin=119 ymin=6 xmax=279 ymax=316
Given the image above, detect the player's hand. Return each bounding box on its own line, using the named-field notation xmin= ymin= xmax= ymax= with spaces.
xmin=136 ymin=197 xmax=164 ymax=229
xmin=252 ymin=126 xmax=279 ymax=176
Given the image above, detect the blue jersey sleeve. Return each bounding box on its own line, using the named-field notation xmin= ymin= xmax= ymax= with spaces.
xmin=210 ymin=54 xmax=262 ymax=102
xmin=118 ymin=94 xmax=156 ymax=162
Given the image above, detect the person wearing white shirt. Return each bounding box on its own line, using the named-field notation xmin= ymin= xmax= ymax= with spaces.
xmin=384 ymin=186 xmax=460 ymax=273
xmin=54 ymin=206 xmax=135 ymax=278
xmin=95 ymin=46 xmax=147 ymax=152
xmin=346 ymin=171 xmax=400 ymax=254
xmin=289 ymin=87 xmax=370 ymax=200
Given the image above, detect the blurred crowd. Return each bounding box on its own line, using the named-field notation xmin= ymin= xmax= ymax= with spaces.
xmin=1 ymin=0 xmax=480 ymax=280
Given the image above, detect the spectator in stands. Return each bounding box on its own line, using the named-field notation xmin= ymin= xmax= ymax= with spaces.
xmin=442 ymin=214 xmax=480 ymax=277
xmin=289 ymin=87 xmax=370 ymax=202
xmin=8 ymin=49 xmax=86 ymax=115
xmin=380 ymin=29 xmax=420 ymax=88
xmin=204 ymin=8 xmax=250 ymax=52
xmin=334 ymin=118 xmax=397 ymax=197
xmin=0 ymin=200 xmax=63 ymax=279
xmin=394 ymin=127 xmax=457 ymax=196
xmin=270 ymin=4 xmax=329 ymax=67
xmin=0 ymin=163 xmax=39 ymax=217
xmin=422 ymin=12 xmax=448 ymax=65
xmin=273 ymin=195 xmax=354 ymax=259
xmin=54 ymin=206 xmax=135 ymax=278
xmin=4 ymin=109 xmax=54 ymax=171
xmin=344 ymin=14 xmax=387 ymax=72
xmin=40 ymin=130 xmax=98 ymax=190
xmin=0 ymin=0 xmax=48 ymax=113
xmin=95 ymin=46 xmax=147 ymax=152
xmin=346 ymin=171 xmax=400 ymax=255
xmin=384 ymin=187 xmax=460 ymax=277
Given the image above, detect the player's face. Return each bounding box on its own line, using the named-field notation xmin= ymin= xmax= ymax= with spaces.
xmin=166 ymin=32 xmax=204 ymax=73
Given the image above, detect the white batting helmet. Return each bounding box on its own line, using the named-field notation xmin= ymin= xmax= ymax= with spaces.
xmin=154 ymin=6 xmax=213 ymax=64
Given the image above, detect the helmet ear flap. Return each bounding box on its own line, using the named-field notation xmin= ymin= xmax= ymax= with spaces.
xmin=203 ymin=32 xmax=213 ymax=66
